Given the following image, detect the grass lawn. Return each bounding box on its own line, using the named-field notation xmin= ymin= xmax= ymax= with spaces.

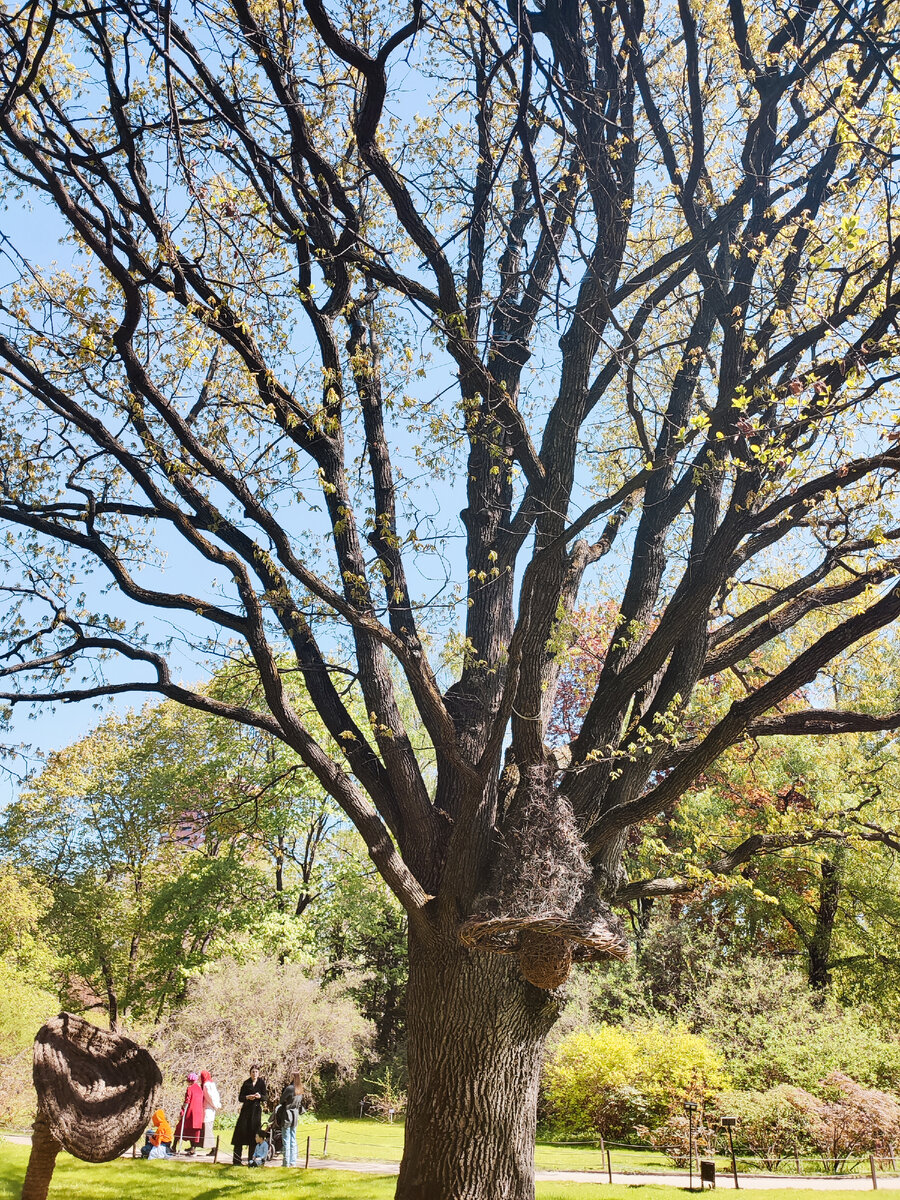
xmin=0 ymin=1141 xmax=888 ymax=1200
xmin=297 ymin=1118 xmax=671 ymax=1173
xmin=296 ymin=1121 xmax=881 ymax=1179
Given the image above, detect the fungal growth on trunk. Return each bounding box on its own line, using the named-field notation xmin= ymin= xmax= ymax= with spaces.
xmin=21 ymin=1013 xmax=162 ymax=1200
xmin=459 ymin=764 xmax=629 ymax=989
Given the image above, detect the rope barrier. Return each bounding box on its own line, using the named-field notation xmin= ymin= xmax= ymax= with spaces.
xmin=6 ymin=1121 xmax=899 ymax=1181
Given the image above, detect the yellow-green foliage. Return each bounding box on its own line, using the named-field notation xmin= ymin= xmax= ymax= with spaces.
xmin=0 ymin=962 xmax=59 ymax=1125
xmin=543 ymin=1024 xmax=729 ymax=1136
xmin=0 ymin=865 xmax=59 ymax=1124
xmin=0 ymin=960 xmax=57 ymax=1060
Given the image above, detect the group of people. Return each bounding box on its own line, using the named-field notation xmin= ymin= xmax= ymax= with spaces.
xmin=140 ymin=1062 xmax=308 ymax=1169
xmin=141 ymin=1069 xmax=220 ymax=1159
xmin=230 ymin=1064 xmax=309 ymax=1168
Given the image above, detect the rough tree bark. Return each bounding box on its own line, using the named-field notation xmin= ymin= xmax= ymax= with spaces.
xmin=1 ymin=0 xmax=900 ymax=1196
xmin=397 ymin=931 xmax=558 ymax=1200
xmin=20 ymin=1112 xmax=60 ymax=1200
xmin=809 ymin=853 xmax=845 ymax=997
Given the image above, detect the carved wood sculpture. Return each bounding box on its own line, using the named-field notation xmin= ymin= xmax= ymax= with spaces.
xmin=22 ymin=1013 xmax=162 ymax=1200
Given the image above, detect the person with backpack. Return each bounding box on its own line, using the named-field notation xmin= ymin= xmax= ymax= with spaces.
xmin=275 ymin=1071 xmax=306 ymax=1168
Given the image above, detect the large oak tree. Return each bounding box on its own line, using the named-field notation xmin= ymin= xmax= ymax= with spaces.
xmin=2 ymin=0 xmax=900 ymax=1193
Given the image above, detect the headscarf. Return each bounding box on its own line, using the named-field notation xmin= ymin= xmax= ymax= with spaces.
xmin=187 ymin=1071 xmax=198 ymax=1082
xmin=200 ymin=1069 xmax=211 ymax=1085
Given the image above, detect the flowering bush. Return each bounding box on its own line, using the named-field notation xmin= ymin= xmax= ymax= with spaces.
xmin=713 ymin=1075 xmax=900 ymax=1173
xmin=800 ymin=1074 xmax=900 ymax=1172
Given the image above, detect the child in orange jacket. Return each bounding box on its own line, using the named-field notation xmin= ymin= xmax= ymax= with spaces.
xmin=141 ymin=1109 xmax=174 ymax=1159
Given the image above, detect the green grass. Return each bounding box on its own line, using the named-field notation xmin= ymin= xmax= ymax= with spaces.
xmin=303 ymin=1117 xmax=405 ymax=1162
xmin=299 ymin=1119 xmax=671 ymax=1173
xmin=535 ymin=1142 xmax=672 ymax=1173
xmin=298 ymin=1121 xmax=883 ymax=1179
xmin=0 ymin=1140 xmax=891 ymax=1200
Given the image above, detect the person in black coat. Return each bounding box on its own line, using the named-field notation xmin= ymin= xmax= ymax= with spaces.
xmin=231 ymin=1064 xmax=268 ymax=1165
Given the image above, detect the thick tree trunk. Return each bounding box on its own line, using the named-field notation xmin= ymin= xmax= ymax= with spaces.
xmin=809 ymin=853 xmax=843 ymax=999
xmin=396 ymin=929 xmax=559 ymax=1200
xmin=21 ymin=1110 xmax=60 ymax=1200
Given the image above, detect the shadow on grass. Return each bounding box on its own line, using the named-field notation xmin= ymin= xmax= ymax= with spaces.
xmin=0 ymin=1139 xmax=889 ymax=1200
xmin=0 ymin=1142 xmax=398 ymax=1200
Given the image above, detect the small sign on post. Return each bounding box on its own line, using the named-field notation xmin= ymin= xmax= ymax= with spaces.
xmin=720 ymin=1115 xmax=738 ymax=1190
xmin=700 ymin=1159 xmax=716 ymax=1190
xmin=685 ymin=1101 xmax=698 ymax=1191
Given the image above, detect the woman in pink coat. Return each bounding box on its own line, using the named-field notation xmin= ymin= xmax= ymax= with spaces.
xmin=175 ymin=1072 xmax=205 ymax=1154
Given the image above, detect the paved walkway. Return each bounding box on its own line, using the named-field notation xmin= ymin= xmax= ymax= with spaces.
xmin=308 ymin=1158 xmax=900 ymax=1189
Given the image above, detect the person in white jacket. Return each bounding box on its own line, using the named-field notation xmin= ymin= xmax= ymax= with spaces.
xmin=199 ymin=1069 xmax=221 ymax=1151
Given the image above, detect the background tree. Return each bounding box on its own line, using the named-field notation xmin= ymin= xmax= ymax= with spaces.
xmin=316 ymin=832 xmax=409 ymax=1062
xmin=2 ymin=0 xmax=900 ymax=1196
xmin=0 ymin=707 xmax=264 ymax=1024
xmin=578 ymin=621 xmax=900 ymax=1000
xmin=0 ymin=685 xmax=360 ymax=1019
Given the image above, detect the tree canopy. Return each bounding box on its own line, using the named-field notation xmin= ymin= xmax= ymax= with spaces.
xmin=2 ymin=0 xmax=900 ymax=1192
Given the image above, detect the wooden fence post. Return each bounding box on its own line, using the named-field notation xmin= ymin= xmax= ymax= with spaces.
xmin=607 ymin=1146 xmax=613 ymax=1185
xmin=323 ymin=1123 xmax=329 ymax=1156
xmin=305 ymin=1135 xmax=311 ymax=1169
xmin=871 ymin=1154 xmax=878 ymax=1190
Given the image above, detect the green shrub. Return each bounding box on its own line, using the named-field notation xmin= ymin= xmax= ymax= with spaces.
xmin=714 ymin=1086 xmax=814 ymax=1169
xmin=543 ymin=1023 xmax=728 ymax=1137
xmin=714 ymin=1075 xmax=900 ymax=1173
xmin=559 ymin=941 xmax=900 ymax=1097
xmin=0 ymin=961 xmax=60 ymax=1125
